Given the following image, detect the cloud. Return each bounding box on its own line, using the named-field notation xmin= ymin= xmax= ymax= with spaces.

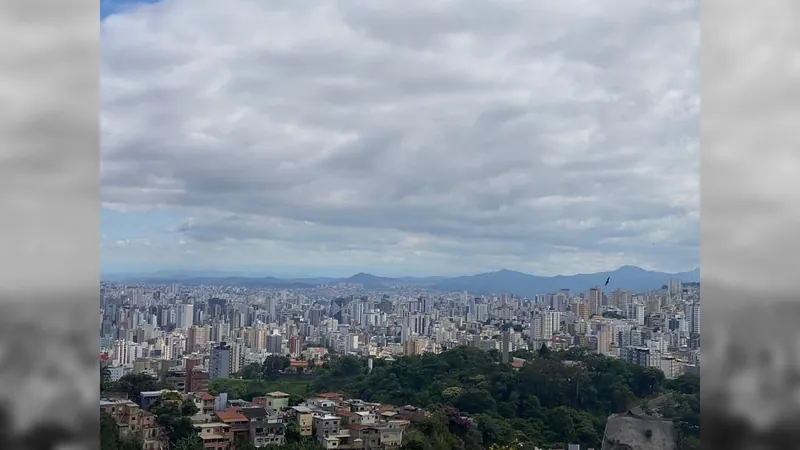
xmin=101 ymin=0 xmax=699 ymax=276
xmin=0 ymin=0 xmax=98 ymax=292
xmin=701 ymin=0 xmax=800 ymax=292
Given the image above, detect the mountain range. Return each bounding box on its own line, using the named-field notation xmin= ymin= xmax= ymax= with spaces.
xmin=103 ymin=265 xmax=700 ymax=296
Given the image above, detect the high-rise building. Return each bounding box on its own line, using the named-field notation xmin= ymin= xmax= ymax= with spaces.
xmin=597 ymin=324 xmax=612 ymax=355
xmin=288 ymin=335 xmax=304 ymax=357
xmin=266 ymin=333 xmax=283 ymax=354
xmin=572 ymin=301 xmax=589 ymax=322
xmin=531 ymin=310 xmax=562 ymax=341
xmin=690 ymin=300 xmax=700 ymax=336
xmin=264 ymin=297 xmax=276 ymax=322
xmin=178 ymin=303 xmax=194 ymax=329
xmin=587 ymin=288 xmax=602 ymax=317
xmin=186 ymin=325 xmax=206 ymax=353
xmin=230 ymin=339 xmax=246 ymax=375
xmin=669 ymin=279 xmax=683 ymax=298
xmin=210 ymin=343 xmax=231 ymax=379
xmin=403 ymin=338 xmax=425 ymax=356
xmin=501 ymin=331 xmax=511 ymax=363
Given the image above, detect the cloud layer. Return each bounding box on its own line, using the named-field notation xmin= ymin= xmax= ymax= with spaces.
xmin=101 ymin=0 xmax=699 ymax=276
xmin=1 ymin=0 xmax=98 ymax=292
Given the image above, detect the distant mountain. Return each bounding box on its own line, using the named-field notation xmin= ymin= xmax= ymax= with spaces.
xmin=432 ymin=265 xmax=699 ymax=296
xmin=103 ymin=265 xmax=699 ymax=295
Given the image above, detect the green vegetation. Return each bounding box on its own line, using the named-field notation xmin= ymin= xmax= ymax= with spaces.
xmin=101 ymin=370 xmax=171 ymax=402
xmin=100 ymin=412 xmax=144 ymax=450
xmin=659 ymin=375 xmax=700 ymax=450
xmin=236 ymin=355 xmax=294 ymax=380
xmin=101 ymin=346 xmax=699 ymax=450
xmin=311 ymin=346 xmax=697 ymax=450
xmin=207 ymin=377 xmax=313 ymax=401
xmin=149 ymin=396 xmax=203 ymax=449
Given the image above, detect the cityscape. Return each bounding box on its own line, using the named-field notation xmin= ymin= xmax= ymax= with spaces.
xmin=100 ymin=268 xmax=700 ymax=450
xmin=99 ymin=0 xmax=701 ymax=449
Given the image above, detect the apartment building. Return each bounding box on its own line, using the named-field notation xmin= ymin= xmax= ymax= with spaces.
xmin=100 ymin=398 xmax=165 ymax=450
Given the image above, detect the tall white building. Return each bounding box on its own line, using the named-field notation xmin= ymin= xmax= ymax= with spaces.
xmin=230 ymin=339 xmax=247 ymax=375
xmin=587 ymin=288 xmax=602 ymax=316
xmin=178 ymin=303 xmax=194 ymax=329
xmin=531 ymin=310 xmax=561 ymax=340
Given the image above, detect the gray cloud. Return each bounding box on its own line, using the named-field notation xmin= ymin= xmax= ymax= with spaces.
xmin=702 ymin=0 xmax=800 ymax=292
xmin=0 ymin=0 xmax=99 ymax=292
xmin=101 ymin=0 xmax=699 ymax=275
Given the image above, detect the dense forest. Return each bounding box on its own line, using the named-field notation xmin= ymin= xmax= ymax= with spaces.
xmin=310 ymin=346 xmax=698 ymax=449
xmin=102 ymin=345 xmax=699 ymax=450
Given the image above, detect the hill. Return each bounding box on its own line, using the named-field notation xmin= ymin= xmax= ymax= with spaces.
xmin=310 ymin=346 xmax=699 ymax=449
xmin=103 ymin=265 xmax=699 ymax=296
xmin=103 ymin=346 xmax=699 ymax=450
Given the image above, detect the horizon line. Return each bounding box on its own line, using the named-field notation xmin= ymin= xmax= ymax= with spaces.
xmin=101 ymin=264 xmax=700 ymax=280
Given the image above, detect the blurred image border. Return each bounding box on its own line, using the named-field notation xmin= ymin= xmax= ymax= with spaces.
xmin=0 ymin=0 xmax=100 ymax=448
xmin=701 ymin=1 xmax=800 ymax=449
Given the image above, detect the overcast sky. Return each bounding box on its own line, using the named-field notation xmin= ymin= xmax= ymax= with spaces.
xmin=0 ymin=0 xmax=98 ymax=293
xmin=100 ymin=0 xmax=700 ymax=277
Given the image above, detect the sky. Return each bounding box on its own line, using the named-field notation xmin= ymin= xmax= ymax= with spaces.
xmin=0 ymin=0 xmax=98 ymax=294
xmin=100 ymin=0 xmax=700 ymax=278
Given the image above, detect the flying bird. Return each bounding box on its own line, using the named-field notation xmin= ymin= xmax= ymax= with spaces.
xmin=605 ymin=277 xmax=610 ymax=286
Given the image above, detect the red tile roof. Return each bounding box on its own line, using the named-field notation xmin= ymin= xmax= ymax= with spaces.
xmin=318 ymin=392 xmax=343 ymax=399
xmin=216 ymin=408 xmax=248 ymax=423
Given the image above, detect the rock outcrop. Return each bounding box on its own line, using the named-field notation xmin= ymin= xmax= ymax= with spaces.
xmin=601 ymin=410 xmax=677 ymax=450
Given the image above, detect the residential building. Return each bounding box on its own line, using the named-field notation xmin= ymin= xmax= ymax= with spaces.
xmin=194 ymin=422 xmax=232 ymax=450
xmin=292 ymin=407 xmax=314 ymax=437
xmin=216 ymin=408 xmax=250 ymax=443
xmin=240 ymin=407 xmax=286 ymax=447
xmin=100 ymin=398 xmax=164 ymax=450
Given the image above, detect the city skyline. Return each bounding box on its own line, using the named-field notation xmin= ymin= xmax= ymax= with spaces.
xmin=101 ymin=0 xmax=699 ymax=277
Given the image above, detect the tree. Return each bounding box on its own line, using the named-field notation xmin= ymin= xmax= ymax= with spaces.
xmin=114 ymin=373 xmax=168 ymax=403
xmin=453 ymin=389 xmax=497 ymax=415
xmin=100 ymin=412 xmax=120 ymax=450
xmin=148 ymin=398 xmax=200 ymax=447
xmin=285 ymin=420 xmax=301 ymax=443
xmin=238 ymin=362 xmax=263 ymax=380
xmin=288 ymin=393 xmax=306 ymax=407
xmin=172 ymin=436 xmax=203 ymax=450
xmin=181 ymin=398 xmax=199 ymax=416
xmin=262 ymin=355 xmax=291 ymax=379
xmin=101 ymin=365 xmax=112 ymax=390
xmin=135 ymin=345 xmax=692 ymax=450
xmin=101 ymin=412 xmax=144 ymax=450
xmin=537 ymin=343 xmax=551 ymax=359
xmin=234 ymin=434 xmax=258 ymax=450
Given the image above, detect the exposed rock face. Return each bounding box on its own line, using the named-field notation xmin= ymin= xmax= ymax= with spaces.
xmin=601 ymin=411 xmax=677 ymax=450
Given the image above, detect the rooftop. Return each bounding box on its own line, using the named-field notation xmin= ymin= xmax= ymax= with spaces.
xmin=216 ymin=408 xmax=249 ymax=423
xmin=100 ymin=398 xmax=136 ymax=406
xmin=198 ymin=434 xmax=227 ymax=440
xmin=197 ymin=392 xmax=216 ymax=401
xmin=318 ymin=392 xmax=343 ymax=399
xmin=195 ymin=422 xmax=229 ymax=429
